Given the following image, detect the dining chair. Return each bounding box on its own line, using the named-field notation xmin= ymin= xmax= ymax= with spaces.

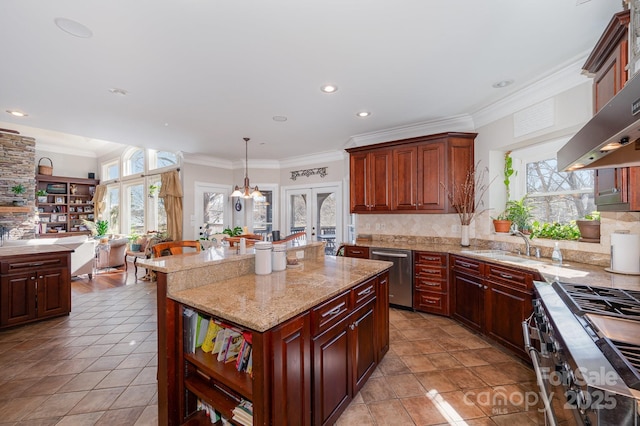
xmin=152 ymin=240 xmax=202 ymax=258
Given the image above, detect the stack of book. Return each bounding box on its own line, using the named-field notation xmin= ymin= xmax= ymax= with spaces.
xmin=231 ymin=400 xmax=253 ymax=426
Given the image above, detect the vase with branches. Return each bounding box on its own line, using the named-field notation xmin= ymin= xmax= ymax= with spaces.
xmin=441 ymin=162 xmax=494 ymax=246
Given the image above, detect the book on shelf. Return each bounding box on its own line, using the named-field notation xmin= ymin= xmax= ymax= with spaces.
xmin=217 ymin=329 xmax=242 ymax=362
xmin=183 ymin=309 xmax=197 ymax=354
xmin=194 ymin=314 xmax=210 ymax=349
xmin=231 ymin=400 xmax=253 ymax=426
xmin=200 ymin=319 xmax=223 ymax=353
xmin=236 ymin=341 xmax=252 ymax=372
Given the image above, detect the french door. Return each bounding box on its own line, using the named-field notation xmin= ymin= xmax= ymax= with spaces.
xmin=283 ymin=184 xmax=342 ymax=255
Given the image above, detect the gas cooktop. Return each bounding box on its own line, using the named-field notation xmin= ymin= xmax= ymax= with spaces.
xmin=554 ymin=282 xmax=640 ymax=391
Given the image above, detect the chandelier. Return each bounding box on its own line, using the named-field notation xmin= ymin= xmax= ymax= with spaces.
xmin=231 ymin=137 xmax=263 ymax=199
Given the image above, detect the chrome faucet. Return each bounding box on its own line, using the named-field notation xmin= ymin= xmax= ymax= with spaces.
xmin=511 ymin=226 xmax=531 ymax=257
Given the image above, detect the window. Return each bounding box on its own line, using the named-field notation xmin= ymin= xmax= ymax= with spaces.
xmin=105 ymin=185 xmax=120 ymax=234
xmin=123 ymin=181 xmax=145 ymax=234
xmin=103 ymin=160 xmax=120 ymax=182
xmin=512 ymin=138 xmax=595 ymax=223
xmin=148 ymin=178 xmax=166 ymax=233
xmin=252 ymin=191 xmax=273 ymax=235
xmin=123 ymin=148 xmax=145 ymax=177
xmin=149 ymin=150 xmax=178 ymax=171
xmin=525 ymin=158 xmax=594 ymax=223
xmin=203 ymin=191 xmax=225 ymax=234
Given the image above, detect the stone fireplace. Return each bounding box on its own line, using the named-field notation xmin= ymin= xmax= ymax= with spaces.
xmin=0 ymin=131 xmax=37 ymax=240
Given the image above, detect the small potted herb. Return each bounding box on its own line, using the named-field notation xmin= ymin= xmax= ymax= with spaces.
xmin=506 ymin=196 xmax=533 ymax=233
xmin=11 ymin=183 xmax=26 ymax=206
xmin=576 ymin=211 xmax=600 ymax=243
xmin=128 ymin=232 xmax=142 ymax=251
xmin=36 ymin=189 xmax=48 ymax=203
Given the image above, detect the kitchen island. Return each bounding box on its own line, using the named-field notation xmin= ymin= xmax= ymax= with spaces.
xmin=140 ymin=241 xmax=392 ymax=425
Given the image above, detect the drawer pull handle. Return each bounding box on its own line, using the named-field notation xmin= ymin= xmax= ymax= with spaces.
xmin=322 ymin=302 xmax=346 ymax=318
xmin=423 ymin=257 xmax=438 ymax=261
xmin=459 ymin=261 xmax=474 ymax=268
xmin=500 ymin=274 xmax=513 ymax=279
xmin=424 ymin=282 xmax=439 ymax=286
xmin=358 ymin=287 xmax=373 ymax=297
xmin=426 ymin=300 xmax=437 ymax=304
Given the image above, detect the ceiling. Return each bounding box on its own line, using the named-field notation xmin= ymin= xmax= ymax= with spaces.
xmin=0 ymin=0 xmax=623 ymax=162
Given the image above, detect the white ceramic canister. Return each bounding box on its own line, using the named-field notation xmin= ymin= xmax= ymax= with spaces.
xmin=254 ymin=241 xmax=273 ymax=275
xmin=272 ymin=244 xmax=287 ymax=271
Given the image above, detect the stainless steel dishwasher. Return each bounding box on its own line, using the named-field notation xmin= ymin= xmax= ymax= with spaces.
xmin=370 ymin=248 xmax=413 ymax=309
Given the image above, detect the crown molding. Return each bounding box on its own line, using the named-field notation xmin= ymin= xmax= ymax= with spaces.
xmin=182 ymin=152 xmax=233 ymax=169
xmin=346 ymin=114 xmax=475 ymax=148
xmin=471 ymin=54 xmax=592 ymax=128
xmin=279 ymin=150 xmax=346 ymax=168
xmin=233 ymin=159 xmax=281 ymax=170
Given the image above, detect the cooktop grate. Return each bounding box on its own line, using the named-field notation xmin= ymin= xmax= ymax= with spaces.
xmin=598 ymin=338 xmax=640 ymax=391
xmin=555 ymin=283 xmax=640 ymax=318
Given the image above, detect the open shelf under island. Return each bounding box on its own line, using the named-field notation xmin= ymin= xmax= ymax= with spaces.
xmin=140 ymin=241 xmax=392 ymax=426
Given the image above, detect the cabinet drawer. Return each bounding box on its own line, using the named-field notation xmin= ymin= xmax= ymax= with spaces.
xmin=311 ymin=291 xmax=350 ymax=336
xmin=415 ymin=264 xmax=444 ymax=279
xmin=344 ymin=246 xmax=370 ymax=259
xmin=414 ymin=291 xmax=449 ymax=315
xmin=1 ymin=255 xmax=68 ymax=274
xmin=451 ymin=256 xmax=482 ymax=274
xmin=414 ymin=251 xmax=446 ymax=265
xmin=415 ymin=277 xmax=446 ymax=292
xmin=352 ymin=278 xmax=376 ymax=309
xmin=485 ymin=263 xmax=533 ymax=290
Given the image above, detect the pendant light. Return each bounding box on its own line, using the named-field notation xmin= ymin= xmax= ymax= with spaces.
xmin=231 ymin=137 xmax=263 ymax=199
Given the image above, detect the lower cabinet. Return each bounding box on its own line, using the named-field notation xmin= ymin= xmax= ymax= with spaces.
xmin=164 ymin=270 xmax=389 ymax=426
xmin=414 ymin=251 xmax=449 ymax=315
xmin=0 ymin=253 xmax=71 ymax=329
xmin=450 ymin=255 xmax=539 ymax=361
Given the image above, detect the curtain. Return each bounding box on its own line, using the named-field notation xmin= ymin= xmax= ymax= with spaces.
xmin=92 ymin=184 xmax=107 ymax=220
xmin=159 ymin=170 xmax=183 ymax=241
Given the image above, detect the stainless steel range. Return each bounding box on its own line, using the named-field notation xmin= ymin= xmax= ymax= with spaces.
xmin=524 ymin=281 xmax=640 ymax=426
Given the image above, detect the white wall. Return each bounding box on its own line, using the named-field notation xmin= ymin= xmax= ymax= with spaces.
xmin=35 ymin=149 xmax=99 ymax=180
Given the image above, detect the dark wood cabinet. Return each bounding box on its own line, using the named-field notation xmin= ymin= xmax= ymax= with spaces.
xmin=36 ymin=174 xmax=100 ymax=237
xmin=450 ymin=255 xmax=540 ymax=361
xmin=343 ymin=245 xmax=370 ymax=259
xmin=0 ymin=253 xmax=71 ymax=328
xmin=583 ymin=10 xmax=640 ymax=212
xmin=349 ymin=149 xmax=392 ymax=212
xmin=272 ymin=313 xmax=312 ymax=426
xmin=376 ymin=271 xmax=389 ymax=360
xmin=163 ymin=269 xmax=389 ymax=426
xmin=347 ymin=132 xmax=475 ymax=214
xmin=414 ymin=251 xmax=449 ymax=315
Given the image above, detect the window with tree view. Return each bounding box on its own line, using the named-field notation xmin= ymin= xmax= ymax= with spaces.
xmin=525 ymin=158 xmax=595 ymax=223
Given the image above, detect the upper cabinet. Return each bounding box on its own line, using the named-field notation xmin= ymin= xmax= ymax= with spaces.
xmin=346 ymin=132 xmax=475 ymax=214
xmin=583 ymin=9 xmax=640 ymax=212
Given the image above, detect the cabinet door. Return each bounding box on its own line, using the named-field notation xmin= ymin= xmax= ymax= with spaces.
xmin=445 ymin=137 xmax=473 ymax=213
xmin=344 ymin=246 xmax=370 ymax=259
xmin=392 ymin=145 xmax=417 ymax=210
xmin=376 ymin=272 xmax=389 ymax=360
xmin=417 ymin=141 xmax=445 ymax=211
xmin=313 ymin=320 xmax=351 ymax=426
xmin=485 ymin=280 xmax=532 ymax=361
xmin=349 ymin=152 xmax=369 ymax=212
xmin=451 ymin=270 xmax=484 ymax=332
xmin=272 ymin=313 xmax=311 ymax=426
xmin=0 ymin=272 xmax=37 ymax=327
xmin=36 ymin=268 xmax=70 ymax=319
xmin=351 ymin=298 xmax=377 ymax=394
xmin=369 ymin=149 xmax=392 ymax=211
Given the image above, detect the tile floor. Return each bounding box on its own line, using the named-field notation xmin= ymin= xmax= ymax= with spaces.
xmin=0 ymin=272 xmax=553 ymax=425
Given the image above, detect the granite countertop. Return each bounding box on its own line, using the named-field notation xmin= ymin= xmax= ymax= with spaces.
xmin=167 ymin=255 xmax=392 ymax=332
xmin=0 ymin=245 xmax=74 ymax=257
xmin=351 ymin=240 xmax=640 ymax=291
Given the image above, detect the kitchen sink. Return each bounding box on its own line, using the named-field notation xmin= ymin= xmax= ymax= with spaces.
xmin=461 ymin=250 xmax=544 ymax=265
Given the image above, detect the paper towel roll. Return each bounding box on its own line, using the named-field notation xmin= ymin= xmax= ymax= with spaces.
xmin=611 ymin=232 xmax=640 ymax=274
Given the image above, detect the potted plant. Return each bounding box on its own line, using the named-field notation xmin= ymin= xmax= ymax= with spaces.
xmin=95 ymin=220 xmax=109 ymax=237
xmin=576 ymin=211 xmax=600 ymax=243
xmin=36 ymin=189 xmax=48 ymax=203
xmin=128 ymin=232 xmax=142 ymax=251
xmin=11 ymin=183 xmax=26 ymax=206
xmin=506 ymin=196 xmax=533 ymax=233
xmin=492 ymin=151 xmax=515 ymax=233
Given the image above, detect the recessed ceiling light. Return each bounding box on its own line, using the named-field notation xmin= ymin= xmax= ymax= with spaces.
xmin=492 ymin=79 xmax=514 ymax=89
xmin=356 ymin=111 xmax=371 ymax=118
xmin=54 ymin=17 xmax=93 ymax=38
xmin=320 ymin=85 xmax=338 ymax=93
xmin=272 ymin=116 xmax=288 ymax=122
xmin=6 ymin=110 xmax=28 ymax=117
xmin=109 ymin=88 xmax=128 ymax=96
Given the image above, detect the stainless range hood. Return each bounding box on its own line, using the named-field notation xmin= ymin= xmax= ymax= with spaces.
xmin=557 ymin=71 xmax=640 ymax=171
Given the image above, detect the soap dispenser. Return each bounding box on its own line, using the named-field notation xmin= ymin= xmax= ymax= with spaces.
xmin=551 ymin=242 xmax=563 ymax=265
